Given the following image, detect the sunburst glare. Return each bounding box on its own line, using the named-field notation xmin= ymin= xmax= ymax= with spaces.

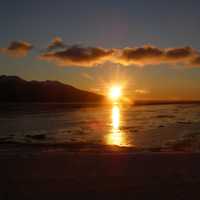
xmin=109 ymin=85 xmax=122 ymax=102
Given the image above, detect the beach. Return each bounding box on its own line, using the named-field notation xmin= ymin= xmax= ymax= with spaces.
xmin=0 ymin=144 xmax=200 ymax=200
xmin=1 ymin=103 xmax=200 ymax=199
xmin=2 ymin=0 xmax=200 ymax=199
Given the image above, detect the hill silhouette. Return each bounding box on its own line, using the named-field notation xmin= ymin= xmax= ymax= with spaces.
xmin=0 ymin=75 xmax=105 ymax=103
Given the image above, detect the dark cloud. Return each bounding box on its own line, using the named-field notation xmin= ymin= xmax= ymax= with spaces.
xmin=47 ymin=37 xmax=66 ymax=51
xmin=165 ymin=47 xmax=195 ymax=60
xmin=3 ymin=40 xmax=198 ymax=67
xmin=39 ymin=45 xmax=114 ymax=67
xmin=115 ymin=46 xmax=164 ymax=65
xmin=115 ymin=46 xmax=200 ymax=66
xmin=0 ymin=41 xmax=33 ymax=57
xmin=190 ymin=56 xmax=200 ymax=66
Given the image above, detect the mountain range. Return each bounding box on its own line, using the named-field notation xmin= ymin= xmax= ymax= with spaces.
xmin=0 ymin=75 xmax=105 ymax=103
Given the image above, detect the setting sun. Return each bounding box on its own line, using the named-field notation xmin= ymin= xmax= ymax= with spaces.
xmin=109 ymin=86 xmax=122 ymax=101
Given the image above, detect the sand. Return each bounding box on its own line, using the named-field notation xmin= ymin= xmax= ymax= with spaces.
xmin=0 ymin=144 xmax=200 ymax=200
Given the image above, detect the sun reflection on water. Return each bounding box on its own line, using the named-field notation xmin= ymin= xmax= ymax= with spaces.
xmin=112 ymin=105 xmax=120 ymax=129
xmin=106 ymin=104 xmax=128 ymax=146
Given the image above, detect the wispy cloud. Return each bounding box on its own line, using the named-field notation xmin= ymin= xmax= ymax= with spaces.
xmin=81 ymin=73 xmax=93 ymax=80
xmin=135 ymin=89 xmax=149 ymax=94
xmin=0 ymin=41 xmax=33 ymax=58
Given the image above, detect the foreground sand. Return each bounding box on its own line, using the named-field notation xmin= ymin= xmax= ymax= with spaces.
xmin=0 ymin=144 xmax=200 ymax=200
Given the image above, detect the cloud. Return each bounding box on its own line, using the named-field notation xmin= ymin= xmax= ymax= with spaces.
xmin=165 ymin=47 xmax=194 ymax=60
xmin=189 ymin=55 xmax=200 ymax=66
xmin=2 ymin=40 xmax=197 ymax=67
xmin=135 ymin=89 xmax=149 ymax=94
xmin=47 ymin=37 xmax=66 ymax=51
xmin=114 ymin=45 xmax=200 ymax=67
xmin=39 ymin=44 xmax=200 ymax=67
xmin=81 ymin=73 xmax=93 ymax=80
xmin=115 ymin=46 xmax=163 ymax=66
xmin=39 ymin=45 xmax=114 ymax=67
xmin=0 ymin=41 xmax=33 ymax=57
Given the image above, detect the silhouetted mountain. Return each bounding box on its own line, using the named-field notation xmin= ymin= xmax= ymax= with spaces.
xmin=0 ymin=75 xmax=105 ymax=103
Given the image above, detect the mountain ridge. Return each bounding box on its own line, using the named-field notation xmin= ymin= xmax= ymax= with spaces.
xmin=0 ymin=75 xmax=105 ymax=103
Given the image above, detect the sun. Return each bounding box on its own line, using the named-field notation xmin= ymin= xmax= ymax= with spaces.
xmin=109 ymin=85 xmax=122 ymax=101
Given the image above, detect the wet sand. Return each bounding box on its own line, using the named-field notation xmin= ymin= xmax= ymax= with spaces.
xmin=0 ymin=145 xmax=200 ymax=200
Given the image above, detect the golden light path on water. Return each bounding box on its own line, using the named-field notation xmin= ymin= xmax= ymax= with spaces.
xmin=106 ymin=104 xmax=129 ymax=146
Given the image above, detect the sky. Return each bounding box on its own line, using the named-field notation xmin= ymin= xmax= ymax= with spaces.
xmin=1 ymin=0 xmax=200 ymax=100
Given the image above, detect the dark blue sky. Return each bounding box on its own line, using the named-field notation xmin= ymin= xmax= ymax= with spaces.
xmin=1 ymin=0 xmax=200 ymax=48
xmin=1 ymin=0 xmax=200 ymax=99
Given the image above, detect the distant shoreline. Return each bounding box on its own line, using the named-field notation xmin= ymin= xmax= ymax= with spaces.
xmin=1 ymin=100 xmax=200 ymax=106
xmin=133 ymin=100 xmax=200 ymax=106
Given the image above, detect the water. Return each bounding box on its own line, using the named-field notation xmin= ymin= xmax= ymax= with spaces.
xmin=1 ymin=103 xmax=200 ymax=150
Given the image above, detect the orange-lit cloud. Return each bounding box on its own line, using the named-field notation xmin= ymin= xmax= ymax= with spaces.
xmin=114 ymin=46 xmax=200 ymax=66
xmin=47 ymin=37 xmax=66 ymax=51
xmin=3 ymin=39 xmax=200 ymax=67
xmin=0 ymin=41 xmax=33 ymax=58
xmin=39 ymin=45 xmax=114 ymax=67
xmin=190 ymin=55 xmax=200 ymax=66
xmin=135 ymin=89 xmax=149 ymax=94
xmin=39 ymin=43 xmax=200 ymax=67
xmin=81 ymin=72 xmax=93 ymax=80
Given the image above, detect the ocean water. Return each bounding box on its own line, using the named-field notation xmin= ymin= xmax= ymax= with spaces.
xmin=1 ymin=103 xmax=200 ymax=150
